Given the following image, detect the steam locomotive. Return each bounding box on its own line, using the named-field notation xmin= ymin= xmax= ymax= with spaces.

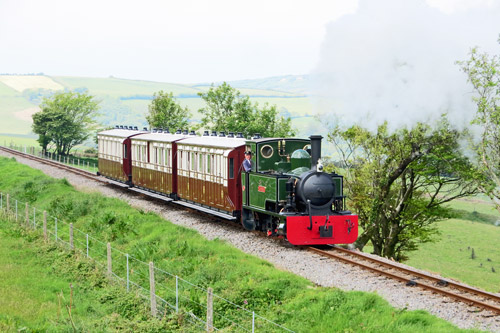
xmin=97 ymin=127 xmax=358 ymax=245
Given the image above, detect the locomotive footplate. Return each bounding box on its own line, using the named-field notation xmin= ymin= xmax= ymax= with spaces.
xmin=286 ymin=215 xmax=358 ymax=246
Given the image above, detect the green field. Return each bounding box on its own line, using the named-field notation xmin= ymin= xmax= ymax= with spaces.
xmin=0 ymin=74 xmax=332 ymax=142
xmin=0 ymin=156 xmax=474 ymax=332
xmin=404 ymin=196 xmax=500 ymax=292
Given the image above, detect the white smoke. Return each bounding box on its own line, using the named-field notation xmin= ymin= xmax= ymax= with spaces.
xmin=311 ymin=0 xmax=500 ymax=131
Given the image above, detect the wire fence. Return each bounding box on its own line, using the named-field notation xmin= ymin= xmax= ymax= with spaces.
xmin=0 ymin=192 xmax=293 ymax=332
xmin=3 ymin=143 xmax=98 ymax=173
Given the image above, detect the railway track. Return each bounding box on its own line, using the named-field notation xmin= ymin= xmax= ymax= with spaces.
xmin=0 ymin=146 xmax=101 ymax=182
xmin=3 ymin=145 xmax=500 ymax=318
xmin=308 ymin=245 xmax=500 ymax=316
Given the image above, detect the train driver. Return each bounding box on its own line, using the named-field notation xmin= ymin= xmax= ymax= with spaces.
xmin=243 ymin=151 xmax=253 ymax=172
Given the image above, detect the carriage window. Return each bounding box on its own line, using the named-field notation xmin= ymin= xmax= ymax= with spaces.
xmin=199 ymin=153 xmax=203 ymax=172
xmin=191 ymin=152 xmax=196 ymax=171
xmin=229 ymin=158 xmax=234 ymax=179
xmin=123 ymin=144 xmax=128 ymax=159
xmin=207 ymin=155 xmax=211 ymax=174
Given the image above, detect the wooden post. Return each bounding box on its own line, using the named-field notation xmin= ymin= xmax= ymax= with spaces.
xmin=69 ymin=223 xmax=74 ymax=250
xmin=107 ymin=242 xmax=112 ymax=279
xmin=25 ymin=202 xmax=29 ymax=227
xmin=149 ymin=262 xmax=157 ymax=317
xmin=43 ymin=211 xmax=47 ymax=241
xmin=207 ymin=287 xmax=214 ymax=332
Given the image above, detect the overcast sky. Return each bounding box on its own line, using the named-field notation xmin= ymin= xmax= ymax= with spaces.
xmin=0 ymin=0 xmax=498 ymax=83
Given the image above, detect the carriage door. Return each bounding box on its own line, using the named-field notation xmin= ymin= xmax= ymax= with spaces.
xmin=122 ymin=138 xmax=133 ymax=183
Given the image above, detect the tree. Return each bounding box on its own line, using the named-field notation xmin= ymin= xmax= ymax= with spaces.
xmin=198 ymin=82 xmax=295 ymax=137
xmin=32 ymin=91 xmax=99 ymax=155
xmin=458 ymin=36 xmax=500 ymax=212
xmin=327 ymin=118 xmax=480 ymax=261
xmin=146 ymin=91 xmax=190 ymax=131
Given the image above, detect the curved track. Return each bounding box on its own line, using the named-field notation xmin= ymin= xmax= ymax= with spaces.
xmin=3 ymin=145 xmax=499 ymax=317
xmin=308 ymin=245 xmax=500 ymax=315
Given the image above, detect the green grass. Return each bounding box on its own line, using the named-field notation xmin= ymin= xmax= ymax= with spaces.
xmin=0 ymin=156 xmax=475 ymax=332
xmin=407 ymin=218 xmax=500 ymax=293
xmin=0 ymin=82 xmax=36 ymax=135
xmin=0 ymin=135 xmax=38 ymax=147
xmin=0 ymin=215 xmax=184 ymax=332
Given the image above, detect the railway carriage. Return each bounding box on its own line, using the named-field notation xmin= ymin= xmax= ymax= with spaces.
xmin=129 ymin=131 xmax=189 ymax=195
xmin=97 ymin=127 xmax=145 ymax=183
xmin=97 ymin=127 xmax=358 ymax=246
xmin=176 ymin=134 xmax=245 ymax=217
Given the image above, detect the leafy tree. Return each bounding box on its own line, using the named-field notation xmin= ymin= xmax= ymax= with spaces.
xmin=458 ymin=36 xmax=500 ymax=211
xmin=32 ymin=91 xmax=99 ymax=155
xmin=327 ymin=118 xmax=480 ymax=261
xmin=198 ymin=82 xmax=295 ymax=137
xmin=146 ymin=91 xmax=190 ymax=131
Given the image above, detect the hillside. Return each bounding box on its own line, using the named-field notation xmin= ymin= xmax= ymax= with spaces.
xmin=0 ymin=75 xmax=326 ymax=145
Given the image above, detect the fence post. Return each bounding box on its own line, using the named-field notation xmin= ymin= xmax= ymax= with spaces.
xmin=126 ymin=254 xmax=130 ymax=292
xmin=107 ymin=242 xmax=112 ymax=279
xmin=176 ymin=275 xmax=179 ymax=313
xmin=252 ymin=311 xmax=255 ymax=333
xmin=43 ymin=211 xmax=47 ymax=241
xmin=25 ymin=202 xmax=29 ymax=227
xmin=69 ymin=223 xmax=74 ymax=250
xmin=207 ymin=287 xmax=214 ymax=332
xmin=149 ymin=262 xmax=157 ymax=317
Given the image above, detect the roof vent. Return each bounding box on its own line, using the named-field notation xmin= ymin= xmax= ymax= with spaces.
xmin=228 ymin=132 xmax=234 ymax=138
xmin=164 ymin=128 xmax=170 ymax=133
xmin=124 ymin=126 xmax=129 ymax=130
xmin=153 ymin=128 xmax=157 ymax=133
xmin=253 ymin=133 xmax=261 ymax=139
xmin=134 ymin=126 xmax=138 ymax=130
xmin=219 ymin=131 xmax=226 ymax=137
xmin=158 ymin=128 xmax=163 ymax=133
xmin=143 ymin=127 xmax=148 ymax=131
xmin=236 ymin=132 xmax=243 ymax=138
xmin=183 ymin=129 xmax=188 ymax=135
xmin=190 ymin=130 xmax=196 ymax=135
xmin=119 ymin=125 xmax=124 ymax=129
xmin=211 ymin=131 xmax=217 ymax=136
xmin=115 ymin=125 xmax=119 ymax=129
xmin=203 ymin=130 xmax=209 ymax=136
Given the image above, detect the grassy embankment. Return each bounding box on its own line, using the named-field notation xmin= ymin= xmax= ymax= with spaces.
xmin=0 ymin=156 xmax=476 ymax=332
xmin=0 ymin=214 xmax=179 ymax=332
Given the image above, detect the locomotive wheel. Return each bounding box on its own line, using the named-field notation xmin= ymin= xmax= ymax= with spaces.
xmin=241 ymin=208 xmax=256 ymax=230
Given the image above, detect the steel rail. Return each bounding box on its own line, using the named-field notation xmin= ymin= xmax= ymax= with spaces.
xmin=0 ymin=146 xmax=103 ymax=182
xmin=307 ymin=246 xmax=500 ymax=315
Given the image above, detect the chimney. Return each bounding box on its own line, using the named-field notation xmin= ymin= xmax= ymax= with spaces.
xmin=309 ymin=135 xmax=323 ymax=171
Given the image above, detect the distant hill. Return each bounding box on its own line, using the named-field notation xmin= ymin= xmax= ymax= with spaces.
xmin=0 ymin=74 xmax=329 ymax=149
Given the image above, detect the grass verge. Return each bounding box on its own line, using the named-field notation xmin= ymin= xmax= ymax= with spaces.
xmin=0 ymin=156 xmax=479 ymax=332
